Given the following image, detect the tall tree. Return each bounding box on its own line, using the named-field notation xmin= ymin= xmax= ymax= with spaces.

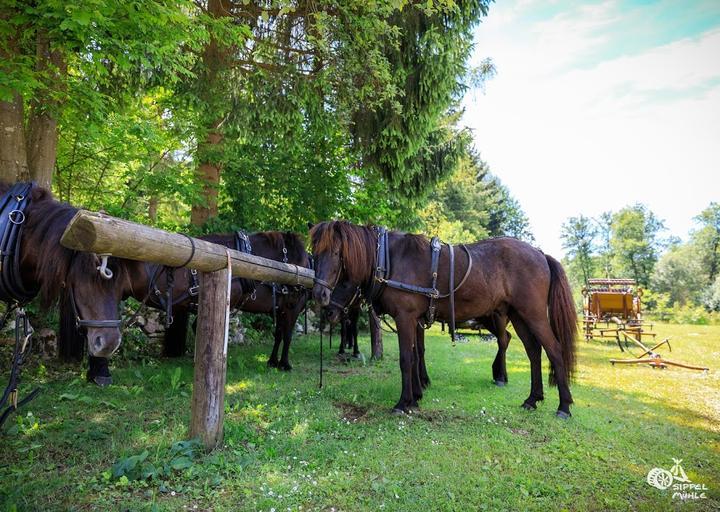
xmin=561 ymin=215 xmax=596 ymax=283
xmin=691 ymin=202 xmax=720 ymax=285
xmin=0 ymin=0 xmax=201 ymax=187
xmin=185 ymin=0 xmax=491 ymax=227
xmin=610 ymin=204 xmax=665 ymax=286
xmin=651 ymin=242 xmax=705 ymax=306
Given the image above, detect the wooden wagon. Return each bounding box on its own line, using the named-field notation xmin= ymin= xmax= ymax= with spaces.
xmin=582 ymin=278 xmax=655 ymax=349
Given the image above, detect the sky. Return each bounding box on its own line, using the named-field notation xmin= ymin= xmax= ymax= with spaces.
xmin=462 ymin=0 xmax=720 ymax=257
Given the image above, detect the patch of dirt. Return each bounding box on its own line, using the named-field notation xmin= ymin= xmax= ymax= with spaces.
xmin=331 ymin=367 xmax=364 ymax=376
xmin=510 ymin=428 xmax=530 ymax=436
xmin=334 ymin=402 xmax=368 ymax=422
xmin=413 ymin=409 xmax=466 ymax=423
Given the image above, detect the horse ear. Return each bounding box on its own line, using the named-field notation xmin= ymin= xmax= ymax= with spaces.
xmin=307 ymin=222 xmax=314 ymax=230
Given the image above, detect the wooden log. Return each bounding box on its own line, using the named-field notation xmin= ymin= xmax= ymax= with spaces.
xmin=190 ymin=268 xmax=229 ymax=450
xmin=60 ymin=210 xmax=314 ymax=288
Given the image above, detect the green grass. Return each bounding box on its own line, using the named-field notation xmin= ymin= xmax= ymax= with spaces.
xmin=1 ymin=323 xmax=719 ymax=511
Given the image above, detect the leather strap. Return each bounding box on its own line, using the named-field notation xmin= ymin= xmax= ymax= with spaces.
xmin=69 ymin=287 xmax=122 ymax=329
xmin=0 ymin=182 xmax=37 ymax=304
xmin=448 ymin=243 xmax=456 ymax=344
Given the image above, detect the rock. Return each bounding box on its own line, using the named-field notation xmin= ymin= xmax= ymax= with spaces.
xmin=36 ymin=328 xmax=57 ymax=359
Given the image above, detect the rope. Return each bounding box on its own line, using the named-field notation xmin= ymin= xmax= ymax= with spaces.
xmin=178 ymin=233 xmax=196 ymax=268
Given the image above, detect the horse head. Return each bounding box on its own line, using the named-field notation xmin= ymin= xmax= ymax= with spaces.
xmin=309 ymin=221 xmax=374 ymax=307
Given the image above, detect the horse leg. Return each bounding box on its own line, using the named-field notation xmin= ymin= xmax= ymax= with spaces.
xmin=163 ymin=308 xmax=189 ymax=357
xmin=350 ymin=307 xmax=361 ymax=359
xmin=278 ymin=309 xmax=295 ymax=371
xmin=489 ymin=313 xmax=510 ymax=386
xmin=369 ymin=309 xmax=383 ymax=361
xmin=416 ymin=324 xmax=430 ymax=388
xmin=516 ymin=308 xmax=574 ymax=417
xmin=393 ymin=314 xmax=418 ymax=414
xmin=509 ymin=312 xmax=544 ymax=410
xmin=338 ymin=316 xmax=347 ymax=355
xmin=87 ymin=356 xmax=112 ymax=387
xmin=267 ymin=315 xmax=282 ymax=368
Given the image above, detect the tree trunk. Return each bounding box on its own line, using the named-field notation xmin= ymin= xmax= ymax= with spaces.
xmin=190 ymin=0 xmax=232 ymax=227
xmin=27 ymin=30 xmax=66 ymax=189
xmin=191 ymin=127 xmax=223 ymax=226
xmin=0 ymin=93 xmax=29 ymax=183
xmin=148 ymin=195 xmax=159 ymax=223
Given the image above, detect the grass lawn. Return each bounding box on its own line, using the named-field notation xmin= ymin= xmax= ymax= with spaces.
xmin=1 ymin=322 xmax=718 ymax=511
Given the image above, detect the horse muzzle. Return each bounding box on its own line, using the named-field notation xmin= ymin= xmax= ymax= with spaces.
xmin=312 ymin=284 xmax=331 ymax=307
xmin=87 ymin=329 xmax=122 ymax=357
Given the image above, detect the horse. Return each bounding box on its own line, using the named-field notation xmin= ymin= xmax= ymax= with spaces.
xmin=71 ymin=230 xmax=310 ymax=384
xmin=325 ymin=280 xmax=426 ymax=385
xmin=310 ymin=221 xmax=577 ymax=418
xmin=0 ymin=182 xmax=140 ymax=360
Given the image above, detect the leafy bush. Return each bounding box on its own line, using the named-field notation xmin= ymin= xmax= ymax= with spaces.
xmin=109 ymin=439 xmax=202 ymax=482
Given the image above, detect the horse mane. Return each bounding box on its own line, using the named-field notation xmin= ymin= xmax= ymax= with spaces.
xmin=0 ymin=182 xmax=134 ymax=309
xmin=201 ymin=230 xmax=308 ymax=266
xmin=255 ymin=231 xmax=307 ymax=266
xmin=310 ymin=221 xmax=376 ymax=283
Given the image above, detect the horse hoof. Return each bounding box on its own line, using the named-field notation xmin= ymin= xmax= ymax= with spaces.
xmin=91 ymin=375 xmax=112 ymax=387
xmin=391 ymin=407 xmax=407 ymax=415
xmin=494 ymin=380 xmax=506 ymax=387
xmin=521 ymin=402 xmax=536 ymax=411
xmin=556 ymin=410 xmax=572 ymax=420
xmin=279 ymin=363 xmax=293 ymax=372
xmin=267 ymin=359 xmax=279 ymax=368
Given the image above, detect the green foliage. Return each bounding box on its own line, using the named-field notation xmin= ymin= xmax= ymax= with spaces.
xmin=651 ymin=242 xmax=705 ymax=305
xmin=610 ymin=204 xmax=665 ymax=287
xmin=109 ymin=439 xmax=202 ymax=482
xmin=702 ymin=274 xmax=720 ymax=312
xmin=690 ymin=202 xmax=720 ymax=285
xmin=561 ymin=215 xmax=596 ymax=283
xmin=419 ymin=149 xmax=533 ymax=243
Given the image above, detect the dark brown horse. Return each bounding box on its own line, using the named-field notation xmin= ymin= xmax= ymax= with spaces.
xmin=311 ymin=221 xmax=577 ymax=418
xmin=72 ymin=231 xmax=310 ymax=383
xmin=0 ymin=183 xmax=140 ymax=359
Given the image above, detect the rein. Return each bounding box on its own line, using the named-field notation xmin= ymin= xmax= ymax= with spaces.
xmin=0 ymin=183 xmax=40 ymax=428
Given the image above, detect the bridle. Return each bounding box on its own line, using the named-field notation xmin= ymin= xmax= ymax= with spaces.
xmin=329 ymin=285 xmax=361 ymax=315
xmin=312 ymin=255 xmax=344 ymax=295
xmin=67 ymin=286 xmax=122 ymax=330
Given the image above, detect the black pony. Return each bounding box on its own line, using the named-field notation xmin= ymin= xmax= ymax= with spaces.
xmin=66 ymin=230 xmax=310 ymax=383
xmin=0 ymin=183 xmax=140 ymax=359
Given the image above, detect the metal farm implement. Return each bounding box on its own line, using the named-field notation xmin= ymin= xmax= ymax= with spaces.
xmin=609 ymin=331 xmax=709 ymax=372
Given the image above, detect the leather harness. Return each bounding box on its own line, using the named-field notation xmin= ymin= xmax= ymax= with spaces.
xmin=0 ymin=182 xmax=37 ymax=303
xmin=361 ymin=226 xmax=473 ymax=343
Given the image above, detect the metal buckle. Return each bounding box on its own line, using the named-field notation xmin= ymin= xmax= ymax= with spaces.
xmin=189 ymin=285 xmax=199 ymax=296
xmin=8 ymin=210 xmax=25 ymax=225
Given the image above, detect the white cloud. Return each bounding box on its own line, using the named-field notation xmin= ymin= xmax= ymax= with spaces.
xmin=464 ymin=4 xmax=720 ymax=257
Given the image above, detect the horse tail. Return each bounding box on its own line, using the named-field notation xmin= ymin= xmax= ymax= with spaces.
xmin=546 ymin=255 xmax=577 ymax=386
xmin=58 ymin=289 xmax=85 ymax=361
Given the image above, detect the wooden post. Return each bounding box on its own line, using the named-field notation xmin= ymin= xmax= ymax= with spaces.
xmin=60 ymin=210 xmax=314 ymax=288
xmin=190 ymin=267 xmax=230 ymax=450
